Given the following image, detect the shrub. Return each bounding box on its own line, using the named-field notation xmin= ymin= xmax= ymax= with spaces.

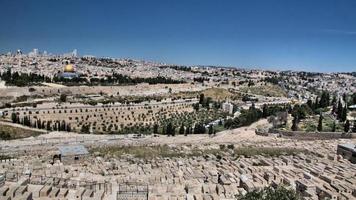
xmin=237 ymin=186 xmax=300 ymax=200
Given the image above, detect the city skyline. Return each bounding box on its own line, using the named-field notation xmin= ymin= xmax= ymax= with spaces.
xmin=1 ymin=1 xmax=356 ymax=198
xmin=2 ymin=48 xmax=356 ymax=74
xmin=1 ymin=0 xmax=356 ymax=72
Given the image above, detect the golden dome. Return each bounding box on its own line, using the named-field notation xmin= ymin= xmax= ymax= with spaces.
xmin=64 ymin=64 xmax=75 ymax=72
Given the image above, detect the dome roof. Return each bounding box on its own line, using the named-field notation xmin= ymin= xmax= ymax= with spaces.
xmin=64 ymin=64 xmax=75 ymax=72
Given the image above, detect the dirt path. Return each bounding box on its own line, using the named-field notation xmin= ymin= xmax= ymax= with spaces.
xmin=0 ymin=119 xmax=278 ymax=152
xmin=142 ymin=119 xmax=277 ymax=145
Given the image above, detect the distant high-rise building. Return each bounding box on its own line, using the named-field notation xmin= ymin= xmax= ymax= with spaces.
xmin=29 ymin=48 xmax=39 ymax=57
xmin=33 ymin=48 xmax=38 ymax=56
xmin=72 ymin=49 xmax=78 ymax=57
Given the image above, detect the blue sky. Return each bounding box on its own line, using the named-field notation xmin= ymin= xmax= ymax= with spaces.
xmin=0 ymin=0 xmax=356 ymax=72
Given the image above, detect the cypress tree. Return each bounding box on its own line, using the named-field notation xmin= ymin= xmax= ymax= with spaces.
xmin=262 ymin=105 xmax=268 ymax=118
xmin=352 ymin=93 xmax=356 ymax=105
xmin=66 ymin=124 xmax=71 ymax=132
xmin=153 ymin=124 xmax=158 ymax=134
xmin=37 ymin=119 xmax=42 ymax=129
xmin=11 ymin=113 xmax=17 ymax=123
xmin=185 ymin=126 xmax=190 ymax=136
xmin=306 ymin=99 xmax=313 ymax=110
xmin=171 ymin=126 xmax=176 ymax=136
xmin=317 ymin=114 xmax=323 ymax=132
xmin=61 ymin=120 xmax=66 ymax=131
xmin=208 ymin=125 xmax=213 ymax=135
xmin=331 ymin=121 xmax=336 ymax=132
xmin=194 ymin=123 xmax=206 ymax=134
xmin=344 ymin=120 xmax=350 ymax=133
xmin=332 ymin=103 xmax=337 ymax=114
xmin=46 ymin=121 xmax=52 ymax=131
xmin=166 ymin=122 xmax=173 ymax=136
xmin=199 ymin=94 xmax=205 ymax=105
xmin=291 ymin=116 xmax=298 ymax=131
xmin=326 ymin=92 xmax=330 ymax=107
xmin=341 ymin=105 xmax=347 ymax=122
xmin=343 ymin=93 xmax=347 ymax=102
xmin=337 ymin=99 xmax=343 ymax=119
xmin=314 ymin=97 xmax=319 ymax=110
xmin=179 ymin=124 xmax=185 ymax=135
xmin=331 ymin=95 xmax=337 ymax=105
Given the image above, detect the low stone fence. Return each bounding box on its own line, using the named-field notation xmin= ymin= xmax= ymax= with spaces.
xmin=256 ymin=129 xmax=356 ymax=140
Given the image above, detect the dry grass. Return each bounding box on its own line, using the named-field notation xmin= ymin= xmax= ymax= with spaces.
xmin=0 ymin=124 xmax=44 ymax=140
xmin=240 ymin=84 xmax=287 ymax=97
xmin=202 ymin=88 xmax=233 ymax=100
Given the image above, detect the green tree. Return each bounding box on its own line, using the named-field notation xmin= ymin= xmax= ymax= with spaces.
xmin=60 ymin=120 xmax=66 ymax=131
xmin=291 ymin=116 xmax=298 ymax=131
xmin=193 ymin=103 xmax=199 ymax=111
xmin=166 ymin=122 xmax=174 ymax=136
xmin=318 ymin=90 xmax=330 ymax=108
xmin=37 ymin=119 xmax=42 ymax=129
xmin=352 ymin=93 xmax=356 ymax=105
xmin=237 ymin=186 xmax=299 ymax=200
xmin=314 ymin=96 xmax=319 ymax=110
xmin=46 ymin=121 xmax=52 ymax=131
xmin=185 ymin=125 xmax=190 ymax=136
xmin=208 ymin=125 xmax=214 ymax=135
xmin=199 ymin=93 xmax=205 ymax=104
xmin=317 ymin=114 xmax=323 ymax=132
xmin=23 ymin=116 xmax=31 ymax=127
xmin=337 ymin=99 xmax=343 ymax=119
xmin=11 ymin=113 xmax=17 ymax=123
xmin=247 ymin=80 xmax=254 ymax=87
xmin=332 ymin=103 xmax=337 ymax=114
xmin=306 ymin=99 xmax=313 ymax=110
xmin=0 ymin=131 xmax=12 ymax=140
xmin=341 ymin=105 xmax=347 ymax=122
xmin=331 ymin=121 xmax=336 ymax=132
xmin=291 ymin=105 xmax=309 ymax=120
xmin=262 ymin=105 xmax=268 ymax=118
xmin=171 ymin=126 xmax=176 ymax=136
xmin=81 ymin=124 xmax=90 ymax=133
xmin=153 ymin=124 xmax=158 ymax=134
xmin=343 ymin=93 xmax=347 ymax=103
xmin=179 ymin=124 xmax=185 ymax=135
xmin=344 ymin=120 xmax=350 ymax=133
xmin=331 ymin=95 xmax=337 ymax=105
xmin=66 ymin=124 xmax=71 ymax=132
xmin=60 ymin=94 xmax=67 ymax=102
xmin=194 ymin=123 xmax=206 ymax=134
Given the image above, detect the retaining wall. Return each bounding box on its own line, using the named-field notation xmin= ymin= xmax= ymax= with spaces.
xmin=256 ymin=129 xmax=356 ymax=140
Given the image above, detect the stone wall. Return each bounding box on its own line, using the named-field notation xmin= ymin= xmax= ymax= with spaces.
xmin=255 ymin=129 xmax=356 ymax=140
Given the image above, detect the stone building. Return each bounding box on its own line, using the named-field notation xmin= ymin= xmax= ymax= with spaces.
xmin=57 ymin=145 xmax=89 ymax=164
xmin=222 ymin=101 xmax=233 ymax=114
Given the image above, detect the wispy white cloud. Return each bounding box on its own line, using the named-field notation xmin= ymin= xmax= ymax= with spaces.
xmin=322 ymin=29 xmax=356 ymax=35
